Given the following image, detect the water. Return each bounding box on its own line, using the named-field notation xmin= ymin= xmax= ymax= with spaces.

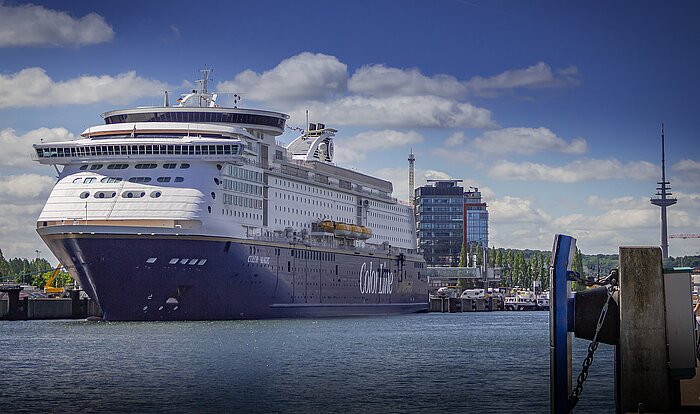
xmin=0 ymin=313 xmax=615 ymax=413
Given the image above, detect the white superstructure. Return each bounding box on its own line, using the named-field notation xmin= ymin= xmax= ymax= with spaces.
xmin=33 ymin=70 xmax=416 ymax=252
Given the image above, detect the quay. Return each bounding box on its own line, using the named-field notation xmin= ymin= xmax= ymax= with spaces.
xmin=0 ymin=284 xmax=101 ymax=320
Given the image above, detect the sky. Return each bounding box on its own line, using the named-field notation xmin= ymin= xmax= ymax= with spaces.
xmin=0 ymin=0 xmax=699 ymax=262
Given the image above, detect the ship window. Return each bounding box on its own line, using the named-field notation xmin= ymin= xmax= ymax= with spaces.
xmin=146 ymin=258 xmax=157 ymax=264
xmin=94 ymin=191 xmax=116 ymax=199
xmin=188 ymin=259 xmax=198 ymax=265
xmin=197 ymin=259 xmax=207 ymax=266
xmin=214 ymin=178 xmax=220 ymax=185
xmin=135 ymin=163 xmax=157 ymax=169
xmin=169 ymin=258 xmax=179 ymax=264
xmin=151 ymin=191 xmax=162 ymax=198
xmin=180 ymin=163 xmax=190 ymax=169
xmin=79 ymin=165 xmax=89 ymax=170
xmin=211 ymin=192 xmax=216 ymax=199
xmin=157 ymin=177 xmax=171 ymax=183
xmin=100 ymin=177 xmax=123 ymax=183
xmin=163 ymin=163 xmax=176 ymax=169
xmin=79 ymin=191 xmax=90 ymax=199
xmin=128 ymin=177 xmax=152 ymax=183
xmin=83 ymin=177 xmax=96 ymax=184
xmin=72 ymin=178 xmax=82 ymax=184
xmin=180 ymin=258 xmax=189 ymax=264
xmin=107 ymin=163 xmax=129 ymax=170
xmin=90 ymin=164 xmax=103 ymax=170
xmin=174 ymin=177 xmax=184 ymax=182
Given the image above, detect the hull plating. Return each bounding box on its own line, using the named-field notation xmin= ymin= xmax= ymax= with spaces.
xmin=40 ymin=232 xmax=428 ymax=321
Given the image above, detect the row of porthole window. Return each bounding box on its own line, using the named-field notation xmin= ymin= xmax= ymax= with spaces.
xmin=79 ymin=163 xmax=190 ymax=171
xmin=73 ymin=176 xmax=184 ymax=184
xmin=79 ymin=190 xmax=162 ymax=199
xmin=168 ymin=258 xmax=207 ymax=266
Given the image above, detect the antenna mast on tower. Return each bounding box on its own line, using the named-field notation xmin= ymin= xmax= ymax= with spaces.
xmin=408 ymin=148 xmax=415 ymax=207
xmin=650 ymin=123 xmax=678 ymax=259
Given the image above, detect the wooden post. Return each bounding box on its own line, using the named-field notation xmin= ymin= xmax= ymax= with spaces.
xmin=619 ymin=247 xmax=670 ymax=412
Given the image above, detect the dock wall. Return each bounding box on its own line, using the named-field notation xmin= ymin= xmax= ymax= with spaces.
xmin=0 ymin=296 xmax=102 ymax=320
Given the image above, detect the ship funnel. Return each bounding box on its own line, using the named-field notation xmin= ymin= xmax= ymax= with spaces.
xmin=163 ymin=91 xmax=170 ymax=107
xmin=309 ymin=123 xmax=317 ymax=131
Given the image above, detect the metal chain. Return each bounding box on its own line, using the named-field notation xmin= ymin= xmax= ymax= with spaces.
xmin=568 ymin=281 xmax=616 ymax=412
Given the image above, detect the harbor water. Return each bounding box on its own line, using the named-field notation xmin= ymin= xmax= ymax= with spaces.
xmin=0 ymin=312 xmax=615 ymax=413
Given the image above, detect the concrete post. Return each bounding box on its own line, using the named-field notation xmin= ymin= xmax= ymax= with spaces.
xmin=619 ymin=247 xmax=670 ymax=412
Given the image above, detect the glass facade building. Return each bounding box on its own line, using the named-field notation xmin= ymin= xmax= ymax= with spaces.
xmin=415 ymin=180 xmax=489 ymax=266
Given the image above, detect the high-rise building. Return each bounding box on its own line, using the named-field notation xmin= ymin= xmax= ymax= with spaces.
xmin=414 ymin=180 xmax=489 ymax=266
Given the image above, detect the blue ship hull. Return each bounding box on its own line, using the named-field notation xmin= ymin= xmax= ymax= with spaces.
xmin=39 ymin=231 xmax=428 ymax=320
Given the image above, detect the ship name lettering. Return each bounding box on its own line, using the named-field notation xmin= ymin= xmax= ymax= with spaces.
xmin=359 ymin=261 xmax=393 ymax=295
xmin=247 ymin=255 xmax=270 ymax=264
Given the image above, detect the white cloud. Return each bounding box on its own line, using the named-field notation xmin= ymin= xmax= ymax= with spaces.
xmin=288 ymin=95 xmax=495 ymax=129
xmin=372 ymin=167 xmax=455 ymax=204
xmin=0 ymin=202 xmax=49 ymax=260
xmin=0 ymin=3 xmax=113 ymax=47
xmin=0 ymin=174 xmax=56 ymax=200
xmin=445 ymin=132 xmax=467 ymax=147
xmin=348 ymin=64 xmax=466 ymax=98
xmin=473 ymin=127 xmax=587 ymax=155
xmin=488 ymin=159 xmax=659 ymax=182
xmin=0 ymin=68 xmax=169 ymax=108
xmin=586 ymin=195 xmax=645 ymax=210
xmin=489 ymin=196 xmax=550 ymax=223
xmin=218 ymin=52 xmax=347 ymax=103
xmin=672 ymin=159 xmax=700 ymax=172
xmin=333 ymin=130 xmax=423 ymax=163
xmin=0 ymin=127 xmax=75 ymax=167
xmin=466 ymin=62 xmax=579 ymax=97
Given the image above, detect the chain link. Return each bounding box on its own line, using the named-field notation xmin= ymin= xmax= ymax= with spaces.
xmin=568 ymin=270 xmax=618 ymax=412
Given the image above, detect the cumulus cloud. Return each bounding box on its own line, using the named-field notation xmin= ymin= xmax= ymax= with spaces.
xmin=0 ymin=127 xmax=75 ymax=167
xmin=348 ymin=64 xmax=466 ymax=98
xmin=218 ymin=52 xmax=348 ymax=103
xmin=585 ymin=195 xmax=646 ymax=210
xmin=0 ymin=174 xmax=56 ymax=200
xmin=489 ymin=196 xmax=550 ymax=223
xmin=0 ymin=68 xmax=170 ymax=108
xmin=0 ymin=3 xmax=113 ymax=47
xmin=333 ymin=130 xmax=423 ymax=163
xmin=473 ymin=127 xmax=587 ymax=155
xmin=288 ymin=95 xmax=495 ymax=129
xmin=0 ymin=202 xmax=49 ymax=259
xmin=466 ymin=62 xmax=579 ymax=97
xmin=488 ymin=159 xmax=659 ymax=182
xmin=672 ymin=159 xmax=700 ymax=172
xmin=372 ymin=167 xmax=456 ymax=204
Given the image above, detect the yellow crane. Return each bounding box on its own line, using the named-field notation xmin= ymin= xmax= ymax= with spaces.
xmin=43 ymin=264 xmax=65 ymax=295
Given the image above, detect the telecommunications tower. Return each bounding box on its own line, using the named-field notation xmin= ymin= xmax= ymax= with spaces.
xmin=408 ymin=149 xmax=415 ymax=207
xmin=650 ymin=124 xmax=677 ymax=259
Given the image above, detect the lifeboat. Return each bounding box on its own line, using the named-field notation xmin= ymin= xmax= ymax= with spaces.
xmin=358 ymin=226 xmax=373 ymax=240
xmin=349 ymin=225 xmax=362 ymax=239
xmin=319 ymin=220 xmax=335 ymax=233
xmin=334 ymin=222 xmax=351 ymax=237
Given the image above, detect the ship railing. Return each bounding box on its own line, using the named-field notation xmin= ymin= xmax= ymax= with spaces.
xmin=248 ymin=234 xmax=416 ymax=256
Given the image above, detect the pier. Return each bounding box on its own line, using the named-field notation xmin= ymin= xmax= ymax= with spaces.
xmin=0 ymin=286 xmax=101 ymax=320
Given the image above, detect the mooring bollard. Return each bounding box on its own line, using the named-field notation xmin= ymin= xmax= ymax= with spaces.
xmin=550 ymin=235 xmax=698 ymax=413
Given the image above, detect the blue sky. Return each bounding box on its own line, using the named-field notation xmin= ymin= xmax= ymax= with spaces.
xmin=1 ymin=0 xmax=699 ymax=260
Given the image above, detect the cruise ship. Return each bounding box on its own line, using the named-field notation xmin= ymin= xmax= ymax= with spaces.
xmin=32 ymin=70 xmax=428 ymax=320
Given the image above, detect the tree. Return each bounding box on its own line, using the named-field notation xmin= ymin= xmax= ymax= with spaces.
xmin=475 ymin=244 xmax=483 ymax=266
xmin=459 ymin=242 xmax=468 ymax=267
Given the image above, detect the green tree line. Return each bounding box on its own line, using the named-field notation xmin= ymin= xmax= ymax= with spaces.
xmin=0 ymin=249 xmax=72 ymax=288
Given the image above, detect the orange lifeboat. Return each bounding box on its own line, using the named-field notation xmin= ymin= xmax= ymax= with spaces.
xmin=319 ymin=220 xmax=335 ymax=233
xmin=349 ymin=225 xmax=362 ymax=239
xmin=358 ymin=226 xmax=373 ymax=240
xmin=334 ymin=222 xmax=351 ymax=237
